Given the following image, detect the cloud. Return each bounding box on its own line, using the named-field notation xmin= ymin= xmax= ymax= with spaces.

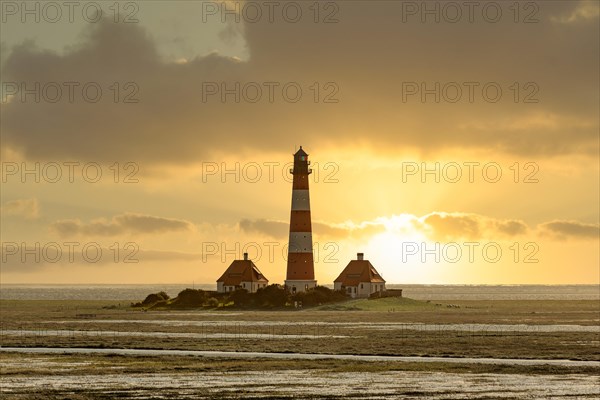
xmin=239 ymin=213 xmax=598 ymax=243
xmin=323 ymin=221 xmax=387 ymax=239
xmin=239 ymin=212 xmax=529 ymax=242
xmin=551 ymin=0 xmax=599 ymax=23
xmin=494 ymin=220 xmax=529 ymax=236
xmin=1 ymin=1 xmax=598 ymax=165
xmin=136 ymin=249 xmax=202 ymax=261
xmin=0 ymin=198 xmax=39 ymax=219
xmin=239 ymin=218 xmax=287 ymax=238
xmin=538 ymin=220 xmax=599 ymax=240
xmin=238 ymin=218 xmax=385 ymax=240
xmin=457 ymin=112 xmax=599 ymax=156
xmin=50 ymin=213 xmax=194 ymax=237
xmin=419 ymin=212 xmax=528 ymax=241
xmin=422 ymin=213 xmax=481 ymax=240
xmin=0 ymin=243 xmax=202 ymax=272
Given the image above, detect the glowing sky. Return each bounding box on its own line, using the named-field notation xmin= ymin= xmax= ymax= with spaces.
xmin=1 ymin=1 xmax=598 ymax=284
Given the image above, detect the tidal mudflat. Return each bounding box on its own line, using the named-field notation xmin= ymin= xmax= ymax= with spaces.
xmin=1 ymin=297 xmax=598 ymax=399
xmin=1 ymin=352 xmax=599 ymax=399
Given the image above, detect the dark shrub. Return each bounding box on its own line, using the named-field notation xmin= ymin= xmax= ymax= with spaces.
xmin=149 ymin=299 xmax=168 ymax=309
xmin=172 ymin=288 xmax=207 ymax=307
xmin=229 ymin=289 xmax=252 ymax=307
xmin=141 ymin=291 xmax=170 ymax=306
xmin=254 ymin=284 xmax=289 ymax=308
xmin=293 ymin=286 xmax=348 ymax=306
xmin=206 ymin=297 xmax=219 ymax=308
xmin=157 ymin=291 xmax=170 ymax=300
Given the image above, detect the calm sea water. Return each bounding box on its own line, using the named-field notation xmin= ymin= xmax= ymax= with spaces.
xmin=0 ymin=284 xmax=597 ymax=301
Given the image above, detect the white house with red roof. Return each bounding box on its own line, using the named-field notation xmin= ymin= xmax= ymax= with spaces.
xmin=216 ymin=253 xmax=269 ymax=293
xmin=333 ymin=253 xmax=386 ymax=298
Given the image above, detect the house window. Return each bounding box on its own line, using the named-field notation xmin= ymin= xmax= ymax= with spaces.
xmin=360 ymin=284 xmax=363 ymax=290
xmin=242 ymin=283 xmax=245 ymax=288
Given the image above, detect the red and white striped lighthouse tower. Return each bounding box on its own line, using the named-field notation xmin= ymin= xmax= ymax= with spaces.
xmin=284 ymin=146 xmax=317 ymax=293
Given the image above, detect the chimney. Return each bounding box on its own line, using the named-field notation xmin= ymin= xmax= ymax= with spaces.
xmin=243 ymin=252 xmax=248 ymax=261
xmin=357 ymin=253 xmax=364 ymax=260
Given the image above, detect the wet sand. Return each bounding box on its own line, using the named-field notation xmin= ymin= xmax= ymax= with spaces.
xmin=39 ymin=318 xmax=600 ymax=332
xmin=2 ymin=346 xmax=600 ymax=367
xmin=2 ymin=361 xmax=599 ymax=399
xmin=2 ymin=298 xmax=598 ymax=399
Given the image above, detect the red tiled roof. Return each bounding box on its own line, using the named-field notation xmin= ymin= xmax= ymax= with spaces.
xmin=333 ymin=260 xmax=385 ymax=286
xmin=216 ymin=260 xmax=268 ymax=286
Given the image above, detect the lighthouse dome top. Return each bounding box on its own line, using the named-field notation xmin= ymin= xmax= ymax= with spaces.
xmin=294 ymin=146 xmax=308 ymax=158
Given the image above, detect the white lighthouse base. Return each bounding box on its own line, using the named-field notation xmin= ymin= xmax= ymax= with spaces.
xmin=284 ymin=280 xmax=317 ymax=294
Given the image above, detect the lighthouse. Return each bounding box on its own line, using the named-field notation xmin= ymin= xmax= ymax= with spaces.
xmin=284 ymin=146 xmax=317 ymax=293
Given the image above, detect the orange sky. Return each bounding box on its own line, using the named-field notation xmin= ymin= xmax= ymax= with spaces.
xmin=1 ymin=1 xmax=598 ymax=284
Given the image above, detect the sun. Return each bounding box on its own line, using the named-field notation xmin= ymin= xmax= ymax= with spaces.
xmin=365 ymin=215 xmax=438 ymax=283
